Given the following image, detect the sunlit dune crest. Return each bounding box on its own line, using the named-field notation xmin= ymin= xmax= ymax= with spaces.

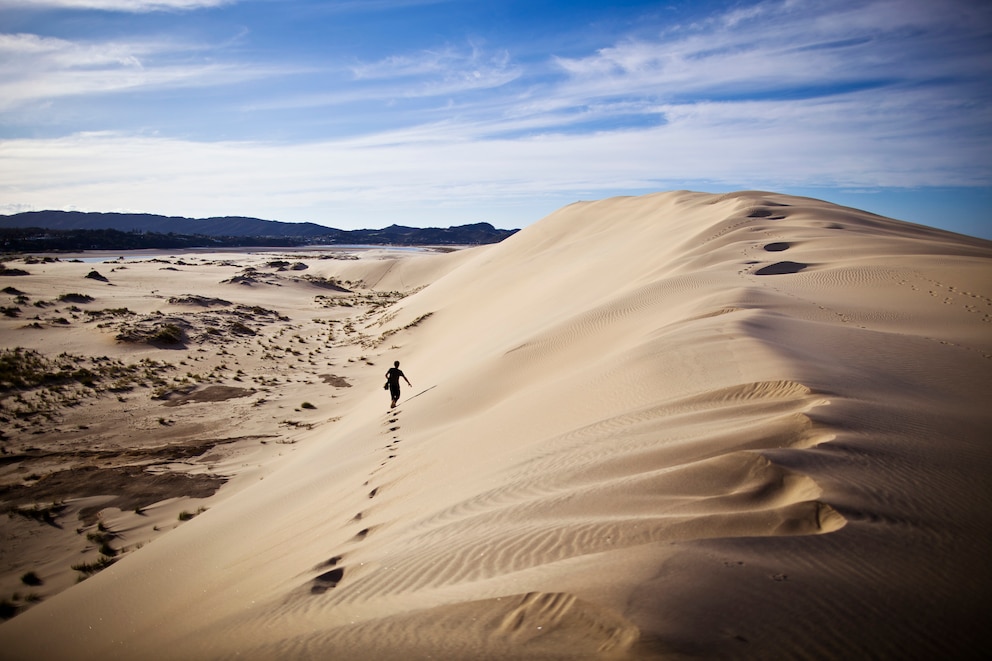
xmin=1 ymin=191 xmax=990 ymax=659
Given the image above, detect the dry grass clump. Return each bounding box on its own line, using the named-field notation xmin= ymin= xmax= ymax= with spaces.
xmin=178 ymin=506 xmax=207 ymax=521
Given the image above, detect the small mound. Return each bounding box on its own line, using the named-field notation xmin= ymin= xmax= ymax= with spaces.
xmin=168 ymin=295 xmax=232 ymax=307
xmin=222 ymin=275 xmax=262 ymax=286
xmin=84 ymin=270 xmax=109 ymax=282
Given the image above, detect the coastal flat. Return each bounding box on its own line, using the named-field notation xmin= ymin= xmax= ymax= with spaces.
xmin=1 ymin=191 xmax=990 ymax=659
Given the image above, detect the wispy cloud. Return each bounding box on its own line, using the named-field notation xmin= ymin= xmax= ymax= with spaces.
xmin=349 ymin=44 xmax=521 ymax=100
xmin=550 ymin=0 xmax=991 ymax=105
xmin=0 ymin=30 xmax=292 ymax=112
xmin=244 ymin=44 xmax=520 ymax=114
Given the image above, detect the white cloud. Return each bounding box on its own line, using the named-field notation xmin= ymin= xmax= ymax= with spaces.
xmin=2 ymin=75 xmax=987 ymax=223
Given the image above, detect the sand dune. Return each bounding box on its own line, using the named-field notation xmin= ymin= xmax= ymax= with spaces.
xmin=1 ymin=191 xmax=990 ymax=659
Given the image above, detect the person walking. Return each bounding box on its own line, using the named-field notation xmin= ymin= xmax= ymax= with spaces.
xmin=385 ymin=361 xmax=411 ymax=409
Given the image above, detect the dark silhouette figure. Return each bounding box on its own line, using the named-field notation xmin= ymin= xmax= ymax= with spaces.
xmin=385 ymin=361 xmax=411 ymax=408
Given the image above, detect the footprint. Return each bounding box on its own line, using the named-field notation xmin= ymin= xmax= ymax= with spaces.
xmin=368 ymin=487 xmax=379 ymax=499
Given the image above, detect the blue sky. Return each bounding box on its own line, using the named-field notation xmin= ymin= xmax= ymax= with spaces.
xmin=1 ymin=0 xmax=990 ymax=238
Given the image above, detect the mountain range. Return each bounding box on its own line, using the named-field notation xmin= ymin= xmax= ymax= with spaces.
xmin=0 ymin=210 xmax=517 ymax=245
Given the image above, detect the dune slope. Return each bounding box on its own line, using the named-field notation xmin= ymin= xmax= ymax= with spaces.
xmin=1 ymin=191 xmax=990 ymax=659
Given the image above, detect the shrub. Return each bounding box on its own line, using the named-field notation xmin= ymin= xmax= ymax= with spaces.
xmin=20 ymin=571 xmax=42 ymax=586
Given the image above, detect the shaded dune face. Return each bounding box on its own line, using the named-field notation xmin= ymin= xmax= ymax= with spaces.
xmin=1 ymin=191 xmax=990 ymax=661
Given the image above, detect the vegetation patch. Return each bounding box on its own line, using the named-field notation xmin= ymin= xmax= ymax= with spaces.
xmin=116 ymin=320 xmax=188 ymax=346
xmin=1 ymin=348 xmax=162 ymax=393
xmin=0 ymin=347 xmax=174 ymax=419
xmin=6 ymin=502 xmax=67 ymax=528
xmin=71 ymin=555 xmax=117 ymax=577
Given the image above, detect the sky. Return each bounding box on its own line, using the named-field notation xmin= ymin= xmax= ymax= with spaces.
xmin=1 ymin=0 xmax=990 ymax=238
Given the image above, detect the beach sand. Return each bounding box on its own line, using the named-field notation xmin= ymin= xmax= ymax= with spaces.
xmin=1 ymin=190 xmax=990 ymax=659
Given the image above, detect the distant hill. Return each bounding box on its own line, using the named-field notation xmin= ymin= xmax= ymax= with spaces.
xmin=0 ymin=211 xmax=518 ymax=246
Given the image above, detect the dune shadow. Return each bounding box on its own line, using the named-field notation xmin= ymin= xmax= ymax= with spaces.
xmin=311 ymin=567 xmax=345 ymax=594
xmin=763 ymin=242 xmax=791 ymax=252
xmin=755 ymin=261 xmax=808 ymax=275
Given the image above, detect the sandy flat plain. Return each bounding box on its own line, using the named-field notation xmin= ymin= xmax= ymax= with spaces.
xmin=0 ymin=190 xmax=990 ymax=659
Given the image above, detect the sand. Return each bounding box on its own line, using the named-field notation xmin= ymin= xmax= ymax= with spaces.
xmin=0 ymin=190 xmax=990 ymax=659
